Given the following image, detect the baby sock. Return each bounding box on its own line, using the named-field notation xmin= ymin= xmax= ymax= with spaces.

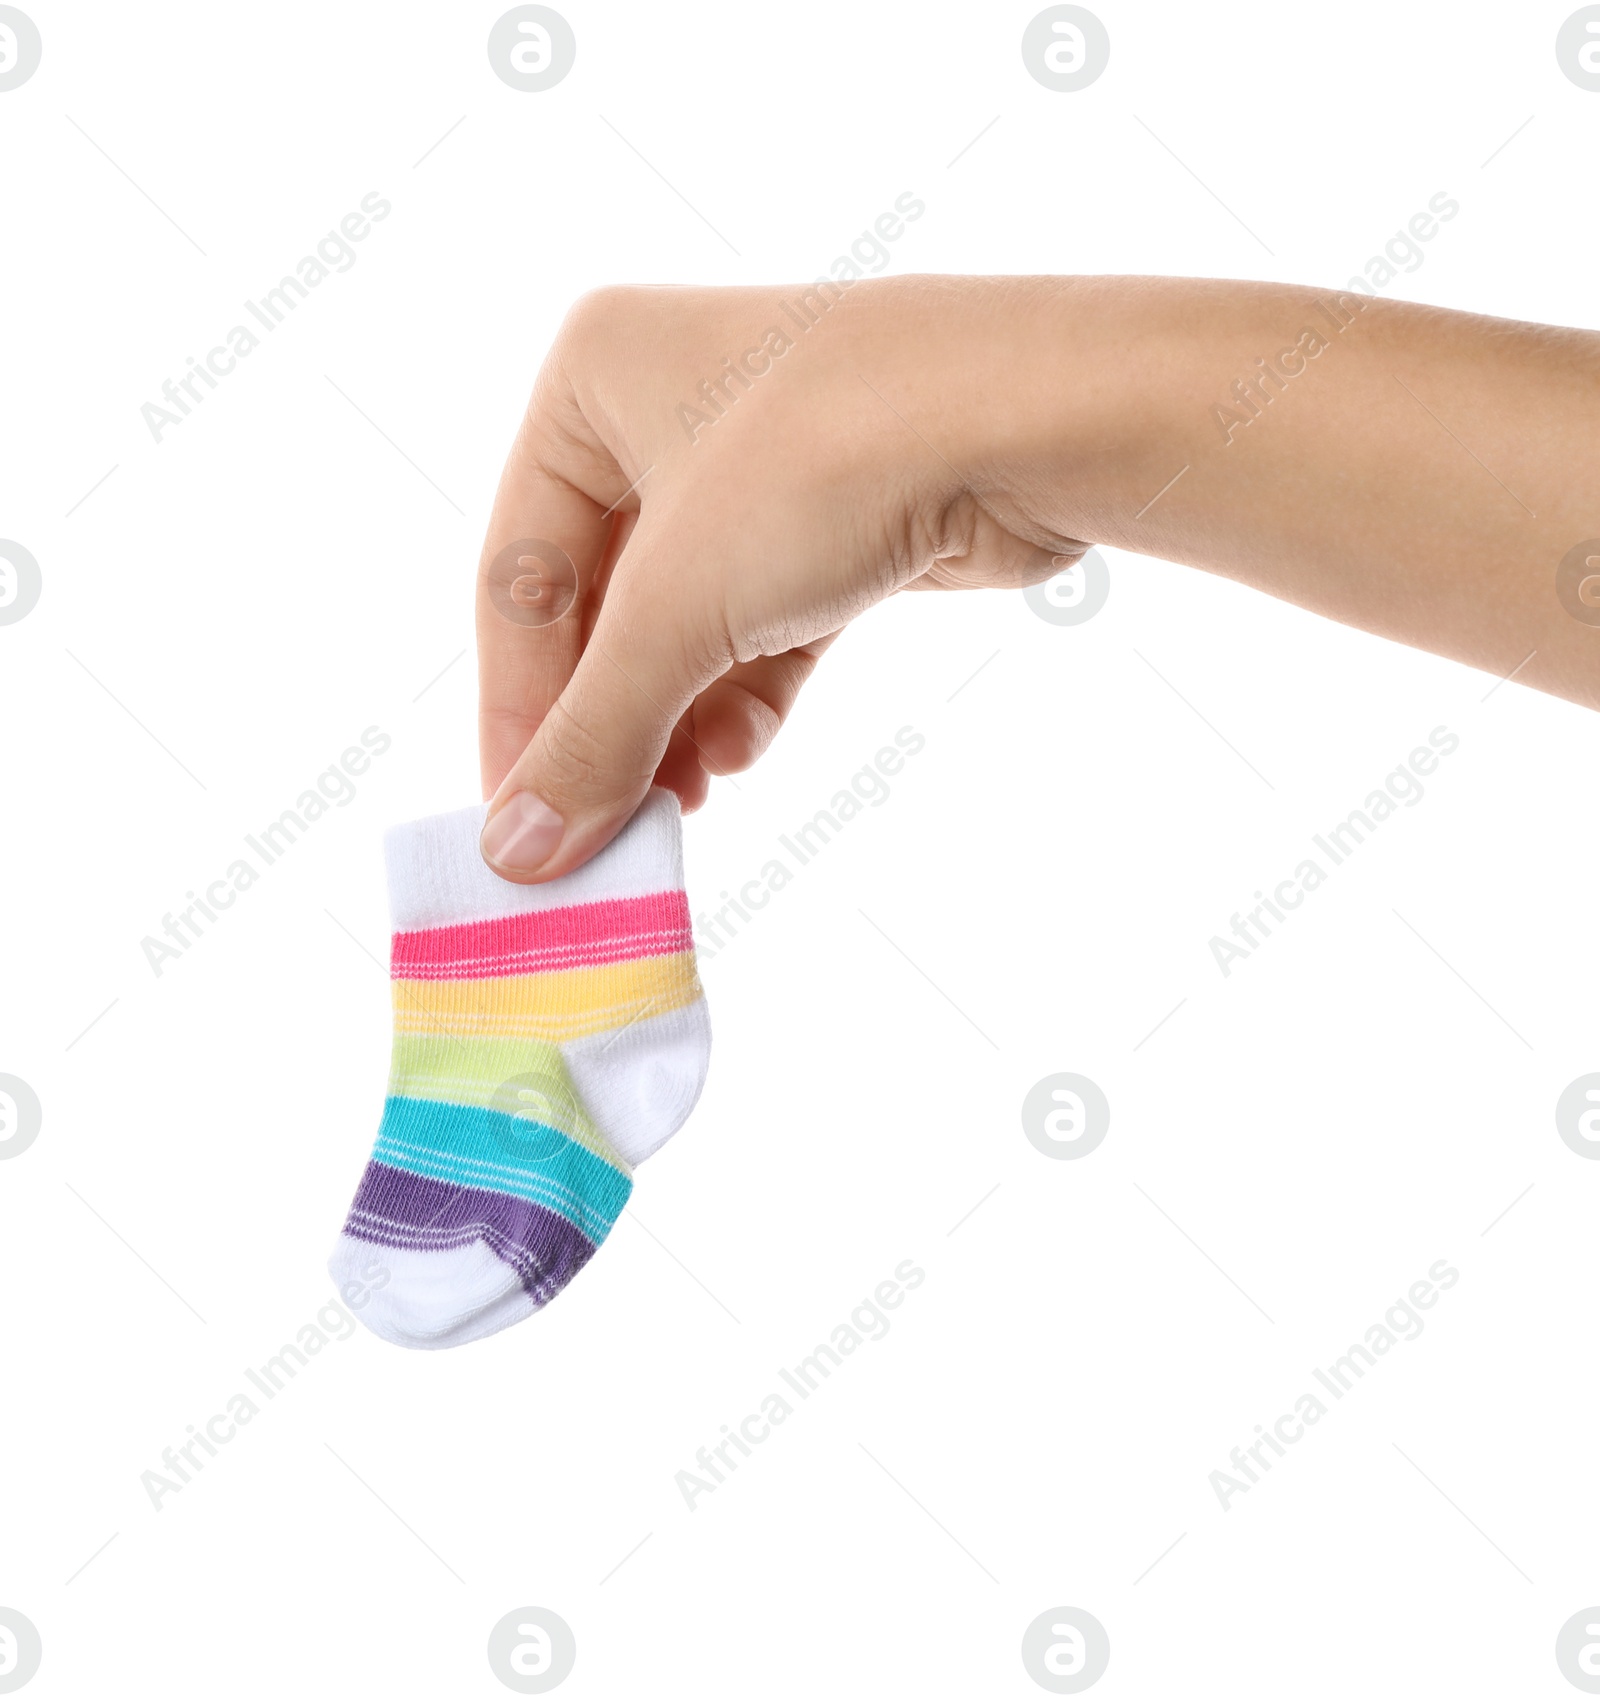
xmin=328 ymin=789 xmax=710 ymax=1349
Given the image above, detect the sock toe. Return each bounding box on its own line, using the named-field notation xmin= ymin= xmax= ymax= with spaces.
xmin=333 ymin=1151 xmax=615 ymax=1349
xmin=330 ymin=1235 xmax=531 ymax=1349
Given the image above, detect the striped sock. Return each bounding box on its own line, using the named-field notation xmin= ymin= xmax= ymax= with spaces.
xmin=329 ymin=789 xmax=710 ymax=1349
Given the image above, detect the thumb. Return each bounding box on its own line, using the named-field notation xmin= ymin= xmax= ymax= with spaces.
xmin=479 ymin=534 xmax=727 ymax=882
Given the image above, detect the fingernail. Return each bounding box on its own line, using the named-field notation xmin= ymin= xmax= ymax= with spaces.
xmin=481 ymin=792 xmax=564 ymax=874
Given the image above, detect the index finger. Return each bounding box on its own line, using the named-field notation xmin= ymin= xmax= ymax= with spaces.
xmin=474 ymin=409 xmax=620 ymax=800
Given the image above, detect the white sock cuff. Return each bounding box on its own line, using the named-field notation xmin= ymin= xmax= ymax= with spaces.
xmin=384 ymin=788 xmax=687 ymax=932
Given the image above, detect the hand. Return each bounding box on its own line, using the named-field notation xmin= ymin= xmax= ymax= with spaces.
xmin=475 ymin=278 xmax=1082 ymax=881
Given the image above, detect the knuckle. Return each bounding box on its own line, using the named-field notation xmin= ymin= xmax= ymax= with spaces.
xmin=480 ymin=705 xmax=533 ymax=742
xmin=536 ymin=698 xmax=613 ymax=792
xmin=536 ymin=697 xmax=655 ymax=799
xmin=559 ymin=285 xmax=638 ymax=349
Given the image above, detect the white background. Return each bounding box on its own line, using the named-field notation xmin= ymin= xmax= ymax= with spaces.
xmin=3 ymin=1 xmax=1599 ymax=1694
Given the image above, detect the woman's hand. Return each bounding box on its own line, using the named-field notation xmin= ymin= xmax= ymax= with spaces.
xmin=475 ymin=277 xmax=1082 ymax=881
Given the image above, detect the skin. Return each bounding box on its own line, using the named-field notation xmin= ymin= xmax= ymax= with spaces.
xmin=475 ymin=275 xmax=1600 ymax=881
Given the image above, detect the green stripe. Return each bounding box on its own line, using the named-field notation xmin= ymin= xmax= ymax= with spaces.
xmin=385 ymin=1033 xmax=624 ymax=1170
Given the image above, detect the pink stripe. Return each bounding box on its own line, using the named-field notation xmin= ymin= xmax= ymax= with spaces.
xmin=391 ymin=890 xmax=692 ymax=981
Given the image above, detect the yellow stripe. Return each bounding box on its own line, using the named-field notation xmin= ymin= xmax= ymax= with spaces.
xmin=392 ymin=951 xmax=702 ymax=1044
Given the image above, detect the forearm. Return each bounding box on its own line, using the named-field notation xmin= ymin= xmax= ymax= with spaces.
xmin=926 ymin=276 xmax=1600 ymax=709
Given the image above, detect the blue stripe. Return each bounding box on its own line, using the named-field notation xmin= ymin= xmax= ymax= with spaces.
xmin=374 ymin=1096 xmax=632 ymax=1236
xmin=372 ymin=1141 xmax=621 ymax=1242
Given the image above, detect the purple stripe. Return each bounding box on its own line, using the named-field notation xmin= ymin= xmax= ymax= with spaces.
xmin=342 ymin=1161 xmax=598 ymax=1305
